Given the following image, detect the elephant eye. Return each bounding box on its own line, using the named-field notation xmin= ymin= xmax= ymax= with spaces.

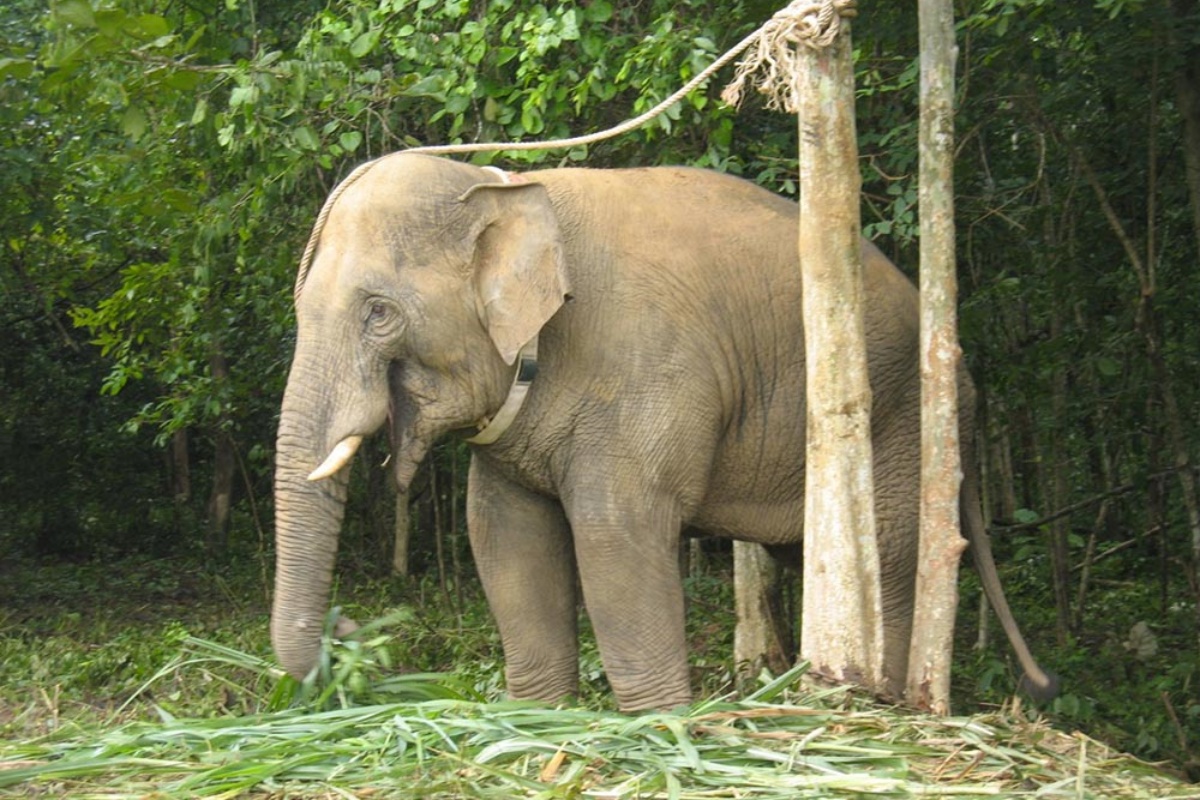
xmin=364 ymin=299 xmax=399 ymax=335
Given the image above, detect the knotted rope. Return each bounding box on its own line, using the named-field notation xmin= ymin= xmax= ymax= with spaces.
xmin=721 ymin=0 xmax=858 ymax=113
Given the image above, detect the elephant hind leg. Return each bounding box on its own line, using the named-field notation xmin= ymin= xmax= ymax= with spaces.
xmin=879 ymin=576 xmax=916 ymax=699
xmin=872 ymin=423 xmax=921 ymax=699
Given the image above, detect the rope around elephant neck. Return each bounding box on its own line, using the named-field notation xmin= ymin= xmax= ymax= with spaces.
xmin=293 ymin=0 xmax=855 ymax=299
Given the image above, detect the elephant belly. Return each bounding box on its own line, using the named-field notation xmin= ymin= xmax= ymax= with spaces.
xmin=683 ymin=395 xmax=808 ymax=545
xmin=689 ymin=499 xmax=805 ymax=546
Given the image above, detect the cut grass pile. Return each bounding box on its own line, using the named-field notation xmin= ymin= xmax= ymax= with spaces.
xmin=0 ymin=643 xmax=1192 ymax=799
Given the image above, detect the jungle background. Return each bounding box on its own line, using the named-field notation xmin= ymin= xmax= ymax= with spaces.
xmin=1 ymin=0 xmax=1199 ymax=782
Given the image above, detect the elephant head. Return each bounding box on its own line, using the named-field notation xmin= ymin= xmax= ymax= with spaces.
xmin=271 ymin=154 xmax=570 ymax=680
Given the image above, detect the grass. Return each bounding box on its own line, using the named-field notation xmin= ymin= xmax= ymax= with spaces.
xmin=1 ymin=655 xmax=1193 ymax=798
xmin=0 ymin=553 xmax=1195 ymax=798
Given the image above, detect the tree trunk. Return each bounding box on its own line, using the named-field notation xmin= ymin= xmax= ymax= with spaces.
xmin=450 ymin=445 xmax=465 ymax=618
xmin=171 ymin=428 xmax=191 ymax=503
xmin=432 ymin=453 xmax=448 ymax=600
xmin=170 ymin=427 xmax=191 ymax=538
xmin=796 ymin=16 xmax=885 ymax=694
xmin=205 ymin=352 xmax=234 ymax=556
xmin=393 ymin=490 xmax=411 ymax=576
xmin=1170 ymin=0 xmax=1200 ymax=260
xmin=734 ymin=541 xmax=792 ymax=685
xmin=1047 ymin=309 xmax=1073 ymax=646
xmin=1145 ymin=303 xmax=1200 ymax=649
xmin=975 ymin=418 xmax=996 ymax=653
xmin=688 ymin=539 xmax=705 ymax=578
xmin=1168 ymin=0 xmax=1200 ymax=650
xmin=906 ymin=0 xmax=967 ymax=714
xmin=1072 ymin=297 xmax=1120 ymax=635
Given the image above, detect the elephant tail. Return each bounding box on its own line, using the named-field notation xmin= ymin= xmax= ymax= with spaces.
xmin=961 ymin=463 xmax=1060 ymax=702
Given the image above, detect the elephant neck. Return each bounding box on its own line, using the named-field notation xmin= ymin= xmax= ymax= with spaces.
xmin=465 ymin=336 xmax=539 ymax=445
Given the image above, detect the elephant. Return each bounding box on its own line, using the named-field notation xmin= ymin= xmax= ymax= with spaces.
xmin=271 ymin=152 xmax=1056 ymax=712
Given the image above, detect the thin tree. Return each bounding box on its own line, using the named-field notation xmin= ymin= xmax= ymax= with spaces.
xmin=723 ymin=2 xmax=884 ymax=691
xmin=392 ymin=492 xmax=411 ymax=576
xmin=721 ymin=0 xmax=883 ymax=693
xmin=794 ymin=9 xmax=884 ymax=692
xmin=733 ymin=541 xmax=792 ymax=683
xmin=905 ymin=0 xmax=967 ymax=714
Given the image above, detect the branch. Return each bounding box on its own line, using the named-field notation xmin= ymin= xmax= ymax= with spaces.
xmin=991 ymin=466 xmax=1186 ymax=533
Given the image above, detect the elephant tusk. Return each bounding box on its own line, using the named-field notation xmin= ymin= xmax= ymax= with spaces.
xmin=307 ymin=435 xmax=364 ymax=481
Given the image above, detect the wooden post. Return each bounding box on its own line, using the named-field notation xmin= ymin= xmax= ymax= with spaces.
xmin=905 ymin=0 xmax=968 ymax=714
xmin=734 ymin=541 xmax=792 ymax=684
xmin=796 ymin=12 xmax=886 ymax=693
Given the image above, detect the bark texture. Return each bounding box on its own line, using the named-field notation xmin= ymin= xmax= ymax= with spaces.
xmin=796 ymin=19 xmax=885 ymax=693
xmin=734 ymin=541 xmax=792 ymax=682
xmin=905 ymin=0 xmax=967 ymax=714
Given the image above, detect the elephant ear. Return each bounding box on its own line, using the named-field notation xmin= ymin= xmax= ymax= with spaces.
xmin=461 ymin=181 xmax=570 ymax=365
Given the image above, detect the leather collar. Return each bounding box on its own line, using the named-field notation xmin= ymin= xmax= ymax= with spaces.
xmin=465 ymin=336 xmax=539 ymax=445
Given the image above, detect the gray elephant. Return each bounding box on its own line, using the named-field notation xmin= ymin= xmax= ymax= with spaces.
xmin=272 ymin=152 xmax=1054 ymax=712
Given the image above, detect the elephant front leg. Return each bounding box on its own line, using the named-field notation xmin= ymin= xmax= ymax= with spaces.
xmin=467 ymin=455 xmax=579 ymax=703
xmin=566 ymin=487 xmax=691 ymax=712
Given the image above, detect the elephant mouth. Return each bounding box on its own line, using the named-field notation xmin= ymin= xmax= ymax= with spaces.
xmin=390 ymin=450 xmax=425 ymax=493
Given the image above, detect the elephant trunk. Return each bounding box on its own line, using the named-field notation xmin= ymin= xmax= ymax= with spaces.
xmin=271 ymin=375 xmax=353 ymax=680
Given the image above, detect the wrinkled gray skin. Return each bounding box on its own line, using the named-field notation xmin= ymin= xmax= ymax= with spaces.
xmin=272 ymin=153 xmax=1055 ymax=712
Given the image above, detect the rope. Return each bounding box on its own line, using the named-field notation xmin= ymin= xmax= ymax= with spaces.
xmin=722 ymin=0 xmax=858 ymax=114
xmin=295 ymin=156 xmax=381 ymax=300
xmin=405 ymin=25 xmax=764 ymax=158
xmin=293 ymin=0 xmax=855 ymax=299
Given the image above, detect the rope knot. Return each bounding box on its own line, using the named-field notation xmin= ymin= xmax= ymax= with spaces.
xmin=721 ymin=0 xmax=857 ymax=113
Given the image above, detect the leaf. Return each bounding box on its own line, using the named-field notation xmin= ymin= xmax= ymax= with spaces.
xmin=94 ymin=8 xmax=128 ymax=38
xmin=166 ymin=70 xmax=201 ymax=91
xmin=404 ymin=74 xmax=445 ymax=98
xmin=53 ymin=0 xmax=95 ymax=29
xmin=584 ymin=0 xmax=614 ymax=22
xmin=338 ymin=131 xmax=362 ymax=152
xmin=229 ymin=84 xmax=258 ymax=108
xmin=559 ymin=9 xmax=579 ymax=41
xmin=0 ymin=58 xmax=34 ymax=80
xmin=143 ymin=34 xmax=177 ymax=50
xmin=483 ymin=96 xmax=500 ymax=122
xmin=294 ymin=126 xmax=321 ymax=151
xmin=520 ymin=105 xmax=543 ymax=134
xmin=349 ymin=29 xmax=380 ymax=58
xmin=128 ymin=13 xmax=171 ymax=40
xmin=161 ymin=189 xmax=197 ymax=213
xmin=121 ymin=106 xmax=148 ymax=141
